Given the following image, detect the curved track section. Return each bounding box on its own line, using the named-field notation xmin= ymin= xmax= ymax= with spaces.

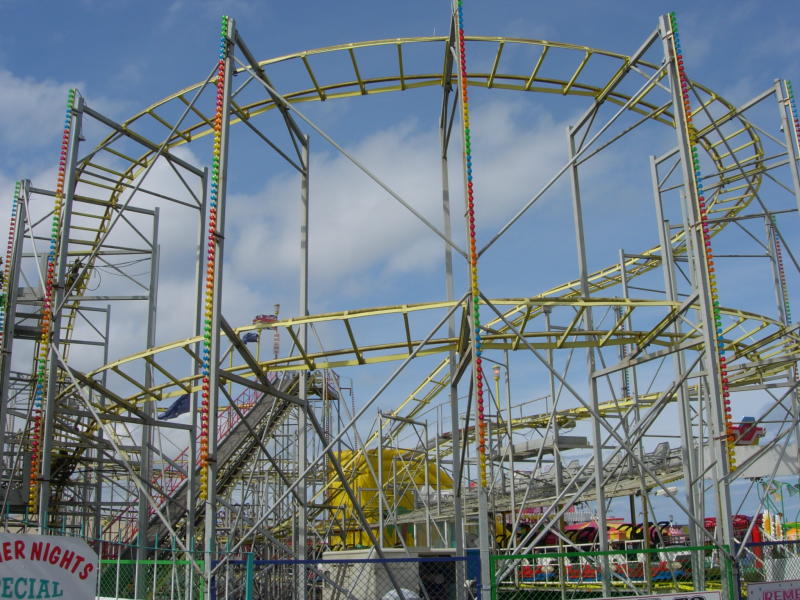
xmin=5 ymin=27 xmax=798 ymax=573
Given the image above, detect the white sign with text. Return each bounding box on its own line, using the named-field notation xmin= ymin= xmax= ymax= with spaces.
xmin=587 ymin=592 xmax=720 ymax=600
xmin=749 ymin=579 xmax=800 ymax=600
xmin=0 ymin=533 xmax=98 ymax=599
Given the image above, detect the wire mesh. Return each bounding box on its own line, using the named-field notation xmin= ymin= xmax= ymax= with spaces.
xmin=741 ymin=540 xmax=800 ymax=597
xmin=97 ymin=558 xmax=204 ymax=599
xmin=246 ymin=555 xmax=467 ymax=600
xmin=490 ymin=546 xmax=732 ymax=600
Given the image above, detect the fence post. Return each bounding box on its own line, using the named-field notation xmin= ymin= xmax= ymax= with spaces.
xmin=246 ymin=552 xmax=254 ymax=600
xmin=724 ymin=545 xmax=738 ymax=600
xmin=489 ymin=554 xmax=496 ymax=600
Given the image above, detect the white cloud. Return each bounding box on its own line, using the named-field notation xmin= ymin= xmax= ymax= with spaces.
xmin=0 ymin=69 xmax=81 ymax=148
xmin=161 ymin=0 xmax=260 ymax=30
xmin=224 ymin=98 xmax=570 ymax=309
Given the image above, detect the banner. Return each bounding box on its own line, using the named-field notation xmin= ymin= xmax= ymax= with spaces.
xmin=749 ymin=579 xmax=800 ymax=600
xmin=589 ymin=593 xmax=720 ymax=600
xmin=0 ymin=533 xmax=98 ymax=599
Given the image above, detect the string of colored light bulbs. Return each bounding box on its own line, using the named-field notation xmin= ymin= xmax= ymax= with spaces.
xmin=771 ymin=218 xmax=796 ymax=384
xmin=0 ymin=183 xmax=21 ymax=356
xmin=669 ymin=13 xmax=736 ymax=470
xmin=783 ymin=80 xmax=800 ymax=385
xmin=199 ymin=15 xmax=229 ymax=501
xmin=772 ymin=219 xmax=793 ymax=327
xmin=616 ymin=307 xmax=631 ymax=398
xmin=785 ymin=81 xmax=800 ymax=159
xmin=454 ymin=0 xmax=487 ymax=487
xmin=29 ymin=90 xmax=76 ymax=511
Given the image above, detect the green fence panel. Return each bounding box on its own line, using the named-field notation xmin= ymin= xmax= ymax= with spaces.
xmin=490 ymin=545 xmax=732 ymax=600
xmin=98 ymin=559 xmax=205 ymax=599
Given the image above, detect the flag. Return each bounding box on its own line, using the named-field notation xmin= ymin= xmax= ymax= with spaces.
xmin=242 ymin=332 xmax=259 ymax=343
xmin=158 ymin=393 xmax=190 ymax=420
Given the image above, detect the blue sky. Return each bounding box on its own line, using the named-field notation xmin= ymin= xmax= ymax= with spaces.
xmin=2 ymin=0 xmax=800 ymax=526
xmin=1 ymin=0 xmax=798 ymax=177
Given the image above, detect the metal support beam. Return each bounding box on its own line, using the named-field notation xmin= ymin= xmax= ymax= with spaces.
xmin=659 ymin=16 xmax=737 ymax=596
xmin=567 ymin=124 xmax=610 ymax=596
xmin=440 ymin=17 xmax=466 ymax=600
xmin=40 ymin=95 xmax=83 ymax=529
xmin=651 ymin=155 xmax=702 ymax=586
xmin=296 ymin=134 xmax=310 ymax=600
xmin=203 ymin=19 xmax=234 ymax=595
xmin=0 ymin=185 xmax=25 ymax=474
xmin=135 ymin=207 xmax=159 ymax=598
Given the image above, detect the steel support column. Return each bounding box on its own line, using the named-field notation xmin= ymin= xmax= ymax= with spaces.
xmin=93 ymin=303 xmax=111 ymax=545
xmin=660 ymin=15 xmax=737 ymax=597
xmin=440 ymin=21 xmax=466 ymax=599
xmin=136 ymin=207 xmax=159 ymax=598
xmin=616 ymin=258 xmax=655 ymax=592
xmin=204 ymin=18 xmax=234 ymax=596
xmin=40 ymin=95 xmax=83 ymax=529
xmin=567 ymin=125 xmax=611 ymax=596
xmin=774 ymin=80 xmax=800 ymax=472
xmin=776 ymin=80 xmax=800 ymax=215
xmin=650 ymin=156 xmax=702 ymax=587
xmin=0 ymin=185 xmax=25 ymax=473
xmin=187 ymin=168 xmax=208 ymax=568
xmin=296 ymin=134 xmax=310 ymax=600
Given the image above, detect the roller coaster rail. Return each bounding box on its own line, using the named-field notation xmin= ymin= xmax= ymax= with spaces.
xmin=1 ymin=9 xmax=800 ymax=600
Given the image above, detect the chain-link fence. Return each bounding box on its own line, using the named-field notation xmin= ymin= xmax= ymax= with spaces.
xmin=234 ymin=555 xmax=467 ymax=600
xmin=490 ymin=545 xmax=733 ymax=600
xmin=740 ymin=540 xmax=800 ymax=598
xmin=98 ymin=557 xmax=205 ymax=599
xmin=97 ymin=547 xmax=466 ymax=599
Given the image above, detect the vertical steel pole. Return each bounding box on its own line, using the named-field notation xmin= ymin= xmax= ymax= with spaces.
xmin=650 ymin=157 xmax=702 ymax=586
xmin=775 ymin=80 xmax=800 ymax=213
xmin=765 ymin=218 xmax=787 ymax=324
xmin=773 ymin=80 xmax=800 ymax=470
xmin=40 ymin=95 xmax=83 ymax=529
xmin=502 ymin=351 xmax=515 ymax=541
xmin=449 ymin=2 xmax=491 ymax=591
xmin=94 ymin=303 xmax=111 ymax=545
xmin=297 ymin=134 xmax=310 ymax=600
xmin=424 ymin=420 xmax=431 ymax=547
xmin=188 ymin=168 xmax=208 ymax=568
xmin=439 ymin=26 xmax=466 ymax=598
xmin=660 ymin=15 xmax=737 ymax=597
xmin=378 ymin=415 xmax=385 ymax=548
xmin=0 ymin=185 xmax=25 ymax=471
xmin=543 ymin=307 xmax=567 ymax=600
xmin=567 ymin=125 xmax=610 ymax=596
xmin=617 ymin=250 xmax=655 ymax=589
xmin=204 ymin=18 xmax=234 ymax=596
xmin=136 ymin=208 xmax=160 ymax=597
xmin=436 ymin=407 xmax=442 ymax=518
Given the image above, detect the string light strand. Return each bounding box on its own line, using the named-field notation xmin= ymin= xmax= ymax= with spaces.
xmin=29 ymin=90 xmax=76 ymax=511
xmin=454 ymin=0 xmax=487 ymax=486
xmin=669 ymin=13 xmax=736 ymax=470
xmin=199 ymin=15 xmax=230 ymax=501
xmin=0 ymin=182 xmax=21 ymax=354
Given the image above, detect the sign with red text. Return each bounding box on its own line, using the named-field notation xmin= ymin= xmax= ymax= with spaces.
xmin=0 ymin=534 xmax=98 ymax=599
xmin=749 ymin=579 xmax=800 ymax=600
xmin=588 ymin=593 xmax=720 ymax=600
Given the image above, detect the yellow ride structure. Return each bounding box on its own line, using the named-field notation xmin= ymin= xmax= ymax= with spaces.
xmin=1 ymin=9 xmax=799 ymax=600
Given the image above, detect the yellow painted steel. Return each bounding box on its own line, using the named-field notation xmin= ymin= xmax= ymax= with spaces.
xmin=43 ymin=35 xmax=796 ymax=538
xmin=326 ymin=449 xmax=452 ymax=547
xmin=63 ymin=297 xmax=790 ymax=409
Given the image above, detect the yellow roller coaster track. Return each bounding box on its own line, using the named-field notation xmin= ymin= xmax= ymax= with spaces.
xmin=58 ymin=34 xmax=769 ymax=390
xmin=42 ymin=36 xmax=797 ymax=525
